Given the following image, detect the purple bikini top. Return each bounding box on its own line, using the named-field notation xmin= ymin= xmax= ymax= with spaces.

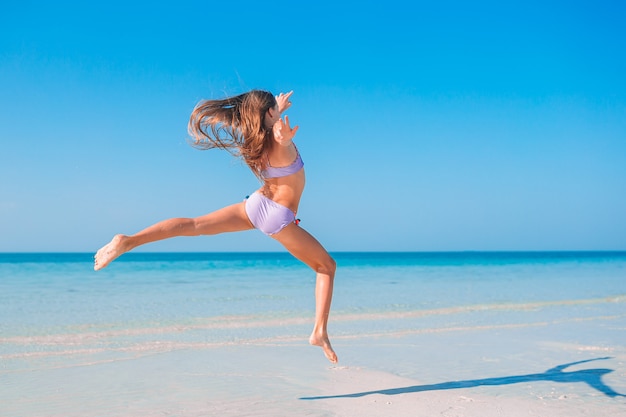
xmin=260 ymin=146 xmax=304 ymax=179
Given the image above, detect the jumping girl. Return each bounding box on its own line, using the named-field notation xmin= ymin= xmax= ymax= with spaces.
xmin=93 ymin=90 xmax=337 ymax=363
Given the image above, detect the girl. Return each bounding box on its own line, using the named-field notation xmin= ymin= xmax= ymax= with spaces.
xmin=94 ymin=90 xmax=337 ymax=363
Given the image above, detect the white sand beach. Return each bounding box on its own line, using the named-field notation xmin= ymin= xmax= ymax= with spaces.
xmin=2 ymin=303 xmax=625 ymax=417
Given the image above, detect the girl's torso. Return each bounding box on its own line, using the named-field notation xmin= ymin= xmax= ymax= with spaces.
xmin=258 ymin=143 xmax=305 ymax=213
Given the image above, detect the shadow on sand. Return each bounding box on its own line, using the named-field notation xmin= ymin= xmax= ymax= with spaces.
xmin=301 ymin=357 xmax=625 ymax=400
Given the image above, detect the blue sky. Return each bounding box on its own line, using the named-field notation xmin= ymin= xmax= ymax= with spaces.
xmin=1 ymin=0 xmax=625 ymax=252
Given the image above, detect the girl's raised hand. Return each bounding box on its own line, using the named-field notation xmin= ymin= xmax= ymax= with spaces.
xmin=276 ymin=91 xmax=294 ymax=113
xmin=273 ymin=115 xmax=299 ymax=146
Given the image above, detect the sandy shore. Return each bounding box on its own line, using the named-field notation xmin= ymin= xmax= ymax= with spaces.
xmin=2 ymin=306 xmax=625 ymax=417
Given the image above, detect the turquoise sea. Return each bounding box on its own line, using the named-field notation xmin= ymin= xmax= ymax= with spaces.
xmin=1 ymin=251 xmax=625 ymax=352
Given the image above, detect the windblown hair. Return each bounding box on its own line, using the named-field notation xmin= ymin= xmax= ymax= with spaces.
xmin=188 ymin=90 xmax=277 ymax=176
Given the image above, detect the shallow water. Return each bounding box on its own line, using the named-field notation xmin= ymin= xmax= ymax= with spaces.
xmin=1 ymin=252 xmax=625 ymax=346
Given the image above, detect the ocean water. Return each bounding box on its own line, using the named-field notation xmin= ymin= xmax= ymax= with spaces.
xmin=1 ymin=252 xmax=626 ymax=417
xmin=1 ymin=252 xmax=625 ymax=354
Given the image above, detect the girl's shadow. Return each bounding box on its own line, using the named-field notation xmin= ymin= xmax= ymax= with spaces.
xmin=301 ymin=357 xmax=625 ymax=400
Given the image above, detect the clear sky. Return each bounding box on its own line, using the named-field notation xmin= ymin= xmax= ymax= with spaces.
xmin=1 ymin=0 xmax=625 ymax=252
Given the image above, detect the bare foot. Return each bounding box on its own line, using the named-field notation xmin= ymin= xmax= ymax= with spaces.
xmin=94 ymin=234 xmax=128 ymax=271
xmin=310 ymin=332 xmax=338 ymax=363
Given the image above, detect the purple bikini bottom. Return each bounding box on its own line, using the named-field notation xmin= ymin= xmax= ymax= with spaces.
xmin=244 ymin=192 xmax=297 ymax=236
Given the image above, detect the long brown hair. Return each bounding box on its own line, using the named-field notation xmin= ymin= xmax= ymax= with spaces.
xmin=188 ymin=90 xmax=277 ymax=176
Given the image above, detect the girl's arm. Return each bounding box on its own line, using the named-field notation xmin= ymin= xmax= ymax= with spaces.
xmin=267 ymin=114 xmax=299 ymax=166
xmin=276 ymin=91 xmax=294 ymax=114
xmin=273 ymin=90 xmax=298 ymax=146
xmin=273 ymin=115 xmax=299 ymax=147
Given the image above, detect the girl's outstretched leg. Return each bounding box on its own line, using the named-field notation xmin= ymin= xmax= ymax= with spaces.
xmin=272 ymin=224 xmax=338 ymax=363
xmin=94 ymin=202 xmax=252 ymax=270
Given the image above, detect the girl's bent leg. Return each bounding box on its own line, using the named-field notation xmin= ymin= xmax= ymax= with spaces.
xmin=94 ymin=202 xmax=252 ymax=270
xmin=271 ymin=223 xmax=338 ymax=363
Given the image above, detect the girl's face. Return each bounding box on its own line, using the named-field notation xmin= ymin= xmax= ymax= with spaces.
xmin=264 ymin=103 xmax=280 ymax=129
